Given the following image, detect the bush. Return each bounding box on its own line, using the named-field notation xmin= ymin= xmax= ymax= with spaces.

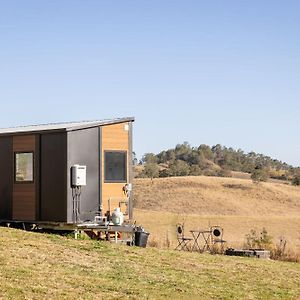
xmin=245 ymin=228 xmax=273 ymax=249
xmin=217 ymin=168 xmax=232 ymax=178
xmin=169 ymin=160 xmax=190 ymax=176
xmin=245 ymin=229 xmax=299 ymax=262
xmin=140 ymin=163 xmax=159 ymax=179
xmin=159 ymin=168 xmax=171 ymax=178
xmin=292 ymin=174 xmax=300 ymax=186
xmin=189 ymin=165 xmax=202 ymax=176
xmin=251 ymin=168 xmax=269 ymax=183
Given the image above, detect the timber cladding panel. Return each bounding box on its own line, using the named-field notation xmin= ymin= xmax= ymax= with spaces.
xmin=101 ymin=123 xmax=129 ymax=213
xmin=12 ymin=135 xmax=37 ymax=221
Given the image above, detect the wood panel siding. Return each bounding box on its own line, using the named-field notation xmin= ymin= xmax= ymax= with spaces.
xmin=13 ymin=135 xmax=36 ymax=152
xmin=101 ymin=123 xmax=129 ymax=214
xmin=12 ymin=135 xmax=37 ymax=221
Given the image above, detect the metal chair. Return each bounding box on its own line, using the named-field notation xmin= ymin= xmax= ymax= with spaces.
xmin=210 ymin=226 xmax=226 ymax=253
xmin=175 ymin=223 xmax=193 ymax=251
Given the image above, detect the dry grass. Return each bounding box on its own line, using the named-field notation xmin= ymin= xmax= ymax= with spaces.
xmin=134 ymin=209 xmax=300 ymax=253
xmin=0 ymin=228 xmax=299 ymax=299
xmin=133 ymin=176 xmax=300 ymax=252
xmin=133 ymin=176 xmax=300 ymax=216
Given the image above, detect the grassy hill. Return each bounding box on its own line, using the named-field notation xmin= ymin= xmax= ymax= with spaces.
xmin=0 ymin=227 xmax=299 ymax=299
xmin=133 ymin=176 xmax=300 ymax=252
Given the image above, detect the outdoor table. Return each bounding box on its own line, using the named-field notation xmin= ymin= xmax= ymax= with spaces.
xmin=190 ymin=230 xmax=212 ymax=252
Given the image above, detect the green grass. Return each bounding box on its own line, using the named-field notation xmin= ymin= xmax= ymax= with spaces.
xmin=0 ymin=228 xmax=299 ymax=299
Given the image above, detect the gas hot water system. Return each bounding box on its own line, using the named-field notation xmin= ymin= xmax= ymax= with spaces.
xmin=71 ymin=164 xmax=87 ymax=223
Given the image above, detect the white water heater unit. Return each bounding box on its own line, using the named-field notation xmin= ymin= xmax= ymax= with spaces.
xmin=71 ymin=165 xmax=87 ymax=186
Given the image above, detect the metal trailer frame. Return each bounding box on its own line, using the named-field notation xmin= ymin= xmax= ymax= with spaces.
xmin=0 ymin=219 xmax=137 ymax=245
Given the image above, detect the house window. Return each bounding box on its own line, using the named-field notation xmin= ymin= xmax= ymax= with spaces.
xmin=15 ymin=152 xmax=34 ymax=182
xmin=104 ymin=151 xmax=127 ymax=183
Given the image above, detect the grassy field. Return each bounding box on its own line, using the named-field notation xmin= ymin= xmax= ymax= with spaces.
xmin=133 ymin=176 xmax=300 ymax=252
xmin=0 ymin=227 xmax=300 ymax=300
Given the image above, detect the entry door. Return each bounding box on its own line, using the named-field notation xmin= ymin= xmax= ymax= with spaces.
xmin=12 ymin=135 xmax=38 ymax=221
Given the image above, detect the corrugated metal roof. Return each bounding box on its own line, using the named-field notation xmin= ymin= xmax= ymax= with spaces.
xmin=0 ymin=117 xmax=134 ymax=135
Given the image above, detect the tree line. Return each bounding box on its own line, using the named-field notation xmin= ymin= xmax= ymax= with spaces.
xmin=135 ymin=142 xmax=300 ymax=185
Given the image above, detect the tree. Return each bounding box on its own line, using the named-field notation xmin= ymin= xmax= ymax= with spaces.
xmin=175 ymin=142 xmax=192 ymax=161
xmin=189 ymin=149 xmax=202 ymax=165
xmin=138 ymin=142 xmax=296 ymax=180
xmin=169 ymin=160 xmax=190 ymax=176
xmin=157 ymin=150 xmax=167 ymax=164
xmin=141 ymin=153 xmax=158 ymax=164
xmin=159 ymin=168 xmax=171 ymax=177
xmin=198 ymin=144 xmax=213 ymax=160
xmin=143 ymin=163 xmax=159 ymax=179
xmin=251 ymin=166 xmax=269 ymax=183
xmin=166 ymin=149 xmax=176 ymax=163
xmin=292 ymin=174 xmax=300 ymax=186
xmin=189 ymin=165 xmax=202 ymax=176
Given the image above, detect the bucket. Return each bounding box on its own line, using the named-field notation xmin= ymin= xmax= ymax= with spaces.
xmin=134 ymin=230 xmax=150 ymax=248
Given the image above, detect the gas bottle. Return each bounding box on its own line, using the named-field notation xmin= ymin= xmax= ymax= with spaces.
xmin=111 ymin=207 xmax=124 ymax=225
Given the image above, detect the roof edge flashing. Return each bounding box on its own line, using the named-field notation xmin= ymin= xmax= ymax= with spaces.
xmin=0 ymin=117 xmax=135 ymax=136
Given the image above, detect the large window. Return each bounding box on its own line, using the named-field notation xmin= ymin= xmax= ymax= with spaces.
xmin=104 ymin=151 xmax=127 ymax=183
xmin=15 ymin=152 xmax=34 ymax=183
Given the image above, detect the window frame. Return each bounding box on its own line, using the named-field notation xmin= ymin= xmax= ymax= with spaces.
xmin=14 ymin=151 xmax=35 ymax=184
xmin=104 ymin=150 xmax=127 ymax=183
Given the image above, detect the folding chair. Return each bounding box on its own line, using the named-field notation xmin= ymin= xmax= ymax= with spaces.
xmin=175 ymin=223 xmax=193 ymax=251
xmin=210 ymin=226 xmax=226 ymax=253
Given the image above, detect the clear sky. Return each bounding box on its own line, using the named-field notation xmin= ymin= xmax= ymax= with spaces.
xmin=0 ymin=1 xmax=299 ymax=166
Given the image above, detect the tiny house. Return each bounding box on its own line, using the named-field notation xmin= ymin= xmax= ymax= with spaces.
xmin=0 ymin=117 xmax=134 ymax=225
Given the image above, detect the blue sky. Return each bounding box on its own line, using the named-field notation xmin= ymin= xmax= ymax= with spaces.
xmin=0 ymin=1 xmax=299 ymax=166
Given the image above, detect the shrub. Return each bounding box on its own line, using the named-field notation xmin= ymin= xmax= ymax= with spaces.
xmin=137 ymin=163 xmax=160 ymax=179
xmin=217 ymin=168 xmax=232 ymax=178
xmin=189 ymin=165 xmax=202 ymax=176
xmin=251 ymin=168 xmax=269 ymax=183
xmin=159 ymin=168 xmax=171 ymax=177
xmin=169 ymin=160 xmax=190 ymax=176
xmin=270 ymin=237 xmax=300 ymax=262
xmin=245 ymin=228 xmax=273 ymax=249
xmin=244 ymin=229 xmax=299 ymax=262
xmin=292 ymin=174 xmax=300 ymax=186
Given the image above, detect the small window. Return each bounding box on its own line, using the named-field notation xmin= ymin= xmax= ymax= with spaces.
xmin=15 ymin=152 xmax=34 ymax=182
xmin=104 ymin=151 xmax=127 ymax=183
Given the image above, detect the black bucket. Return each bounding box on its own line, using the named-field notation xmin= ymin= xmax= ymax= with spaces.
xmin=134 ymin=231 xmax=150 ymax=248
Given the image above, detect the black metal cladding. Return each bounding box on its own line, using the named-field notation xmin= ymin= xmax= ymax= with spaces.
xmin=40 ymin=132 xmax=67 ymax=222
xmin=66 ymin=127 xmax=99 ymax=223
xmin=0 ymin=137 xmax=13 ymax=220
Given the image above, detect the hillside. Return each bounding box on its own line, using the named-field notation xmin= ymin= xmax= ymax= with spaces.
xmin=0 ymin=228 xmax=299 ymax=299
xmin=133 ymin=176 xmax=300 ymax=251
xmin=133 ymin=176 xmax=300 ymax=216
xmin=138 ymin=143 xmax=300 ymax=183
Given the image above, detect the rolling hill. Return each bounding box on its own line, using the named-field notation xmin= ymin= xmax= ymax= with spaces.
xmin=133 ymin=176 xmax=300 ymax=252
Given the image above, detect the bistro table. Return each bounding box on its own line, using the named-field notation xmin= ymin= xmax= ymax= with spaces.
xmin=190 ymin=229 xmax=212 ymax=252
